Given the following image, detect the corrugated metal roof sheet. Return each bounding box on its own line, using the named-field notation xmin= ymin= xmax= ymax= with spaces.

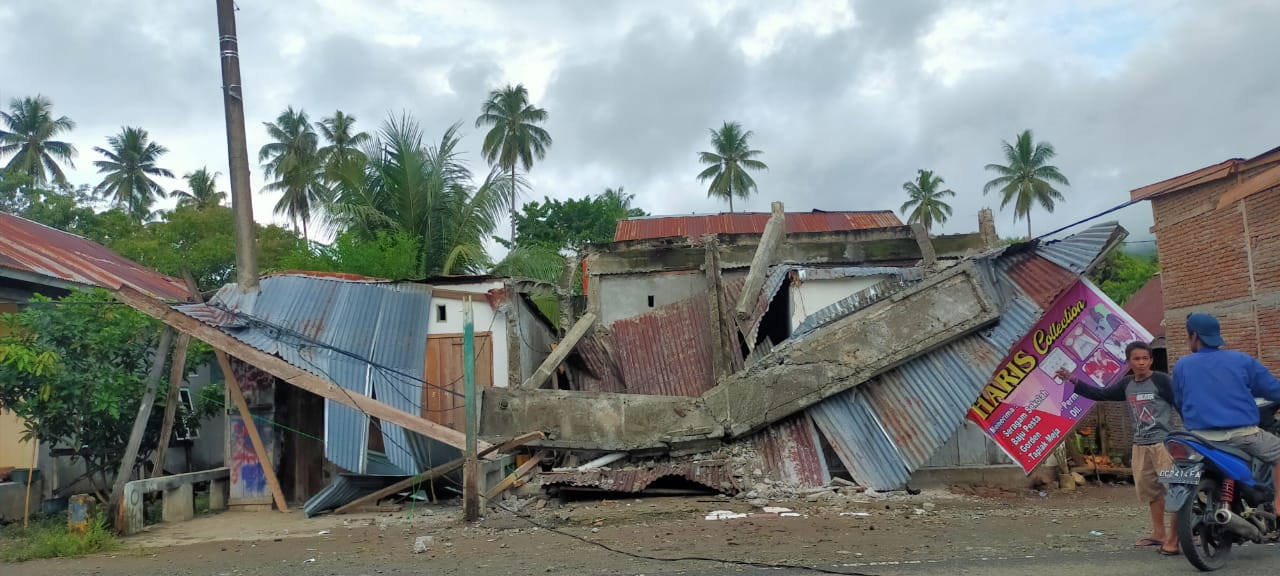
xmin=614 ymin=210 xmax=904 ymax=242
xmin=0 ymin=212 xmax=189 ymax=300
xmin=808 ymin=222 xmax=1123 ymax=490
xmin=609 ymin=297 xmax=716 ymax=396
xmin=751 ymin=413 xmax=830 ymax=488
xmin=1038 ymin=221 xmax=1126 ymax=274
xmin=303 ymin=474 xmax=407 ymax=517
xmin=177 ymin=275 xmax=460 ymax=475
xmin=791 ymin=273 xmax=922 ymax=338
xmin=539 ymin=461 xmax=742 ymax=494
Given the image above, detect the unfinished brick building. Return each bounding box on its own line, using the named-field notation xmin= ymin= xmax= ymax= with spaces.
xmin=1131 ymin=146 xmax=1280 ymax=372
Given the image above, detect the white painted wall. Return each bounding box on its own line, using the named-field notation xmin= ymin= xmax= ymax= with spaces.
xmin=788 ymin=276 xmax=891 ymax=330
xmin=428 ymin=281 xmax=510 ymax=388
xmin=598 ymin=271 xmax=706 ymax=324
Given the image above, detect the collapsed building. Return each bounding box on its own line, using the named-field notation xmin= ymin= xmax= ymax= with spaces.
xmin=107 ymin=203 xmax=1125 ymax=515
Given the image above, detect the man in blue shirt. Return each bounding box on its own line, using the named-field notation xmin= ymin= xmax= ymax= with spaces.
xmin=1173 ymin=313 xmax=1280 ymax=515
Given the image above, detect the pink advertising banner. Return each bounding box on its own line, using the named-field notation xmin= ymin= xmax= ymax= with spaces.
xmin=967 ymin=278 xmax=1154 ymax=474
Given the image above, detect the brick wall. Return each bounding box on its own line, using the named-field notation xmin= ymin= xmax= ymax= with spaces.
xmin=1153 ymin=178 xmax=1280 ymax=372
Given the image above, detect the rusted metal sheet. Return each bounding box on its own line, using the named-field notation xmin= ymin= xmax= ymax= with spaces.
xmin=751 ymin=413 xmax=830 ymax=488
xmin=540 ymin=461 xmax=742 ymax=494
xmin=1003 ymin=253 xmax=1080 ymax=309
xmin=1122 ymin=274 xmax=1165 ymax=338
xmin=609 ymin=297 xmax=716 ymax=396
xmin=614 ymin=210 xmax=904 ymax=242
xmin=0 ymin=212 xmax=189 ymax=300
xmin=570 ymin=333 xmax=627 ymax=393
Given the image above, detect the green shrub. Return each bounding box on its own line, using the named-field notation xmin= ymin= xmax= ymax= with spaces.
xmin=0 ymin=514 xmax=119 ymax=563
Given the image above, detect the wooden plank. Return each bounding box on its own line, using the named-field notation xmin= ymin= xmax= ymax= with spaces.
xmin=217 ymin=350 xmax=289 ymax=512
xmin=519 ymin=312 xmax=596 ymax=389
xmin=151 ymin=333 xmax=192 ymax=477
xmin=113 ymin=286 xmax=492 ymax=453
xmin=110 ymin=327 xmax=174 ymax=531
xmin=484 ymin=450 xmax=546 ymax=501
xmin=333 ymin=431 xmax=544 ymax=515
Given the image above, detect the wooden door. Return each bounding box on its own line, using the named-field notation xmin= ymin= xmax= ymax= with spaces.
xmin=422 ymin=333 xmax=493 ymax=432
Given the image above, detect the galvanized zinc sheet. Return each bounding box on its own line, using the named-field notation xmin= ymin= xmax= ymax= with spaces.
xmin=1037 ymin=221 xmax=1126 ymax=274
xmin=181 ymin=274 xmax=462 ymax=475
xmin=808 ymin=223 xmax=1122 ymax=490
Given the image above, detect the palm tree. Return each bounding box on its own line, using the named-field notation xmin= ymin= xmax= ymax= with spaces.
xmin=259 ymin=107 xmax=325 ymax=240
xmin=983 ymin=129 xmax=1070 ymax=239
xmin=900 ymin=169 xmax=956 ymax=234
xmin=173 ymin=168 xmax=226 ymax=209
xmin=0 ymin=95 xmax=77 ymax=187
xmin=326 ymin=114 xmax=516 ymax=276
xmin=92 ymin=127 xmax=174 ymax=219
xmin=317 ymin=110 xmax=370 ymax=181
xmin=697 ymin=121 xmax=767 ymax=212
xmin=475 ymin=83 xmax=552 ymax=244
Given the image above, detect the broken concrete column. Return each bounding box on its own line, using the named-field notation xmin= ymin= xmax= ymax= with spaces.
xmin=910 ymin=222 xmax=937 ymax=267
xmin=735 ymin=201 xmax=786 ymax=323
xmin=558 ymin=255 xmax=581 ymax=335
xmin=162 ymin=483 xmax=194 ymax=523
xmin=979 ymin=208 xmax=998 ymax=249
xmin=704 ymin=238 xmax=731 ymax=380
xmin=520 ymin=312 xmax=597 ymax=389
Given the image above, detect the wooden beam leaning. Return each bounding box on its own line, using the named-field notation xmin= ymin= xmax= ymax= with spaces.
xmin=113 ymin=287 xmax=492 ymax=454
xmin=334 ymin=431 xmax=544 ymax=514
xmin=110 ymin=327 xmax=174 ymax=531
xmin=150 ymin=333 xmax=192 ymax=478
xmin=484 ymin=450 xmax=547 ymax=502
xmin=216 ymin=351 xmax=288 ymax=512
xmin=519 ymin=312 xmax=597 ymax=389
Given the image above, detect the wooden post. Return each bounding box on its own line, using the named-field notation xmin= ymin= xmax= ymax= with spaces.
xmin=463 ymin=297 xmax=480 ymax=522
xmin=216 ymin=351 xmax=289 ymax=511
xmin=519 ymin=312 xmax=597 ymax=389
xmin=151 ymin=333 xmax=192 ymax=477
xmin=109 ymin=327 xmax=175 ymax=531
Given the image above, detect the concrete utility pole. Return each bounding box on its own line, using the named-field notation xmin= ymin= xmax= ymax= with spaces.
xmin=463 ymin=297 xmax=480 ymax=521
xmin=216 ymin=0 xmax=259 ymax=291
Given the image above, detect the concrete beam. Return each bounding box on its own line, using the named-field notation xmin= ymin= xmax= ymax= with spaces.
xmin=735 ymin=202 xmax=786 ymax=321
xmin=704 ymin=259 xmax=1000 ymax=437
xmin=480 ymin=260 xmax=1002 ymax=450
xmin=480 ymin=388 xmax=722 ymax=451
xmin=122 ymin=468 xmax=229 ymax=536
xmin=520 ymin=312 xmax=597 ymax=389
xmin=704 ymin=239 xmax=730 ymax=380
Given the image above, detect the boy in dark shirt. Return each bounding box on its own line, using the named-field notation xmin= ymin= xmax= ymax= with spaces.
xmin=1056 ymin=341 xmax=1179 ymax=555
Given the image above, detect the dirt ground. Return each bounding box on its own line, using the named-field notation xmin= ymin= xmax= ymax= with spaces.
xmin=4 ymin=483 xmax=1165 ymax=576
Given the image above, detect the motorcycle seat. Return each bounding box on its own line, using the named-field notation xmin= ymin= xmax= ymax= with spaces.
xmin=1168 ymin=431 xmax=1257 ymax=464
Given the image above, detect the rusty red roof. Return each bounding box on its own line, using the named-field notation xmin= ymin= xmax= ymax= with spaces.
xmin=1122 ymin=273 xmax=1165 ymax=338
xmin=0 ymin=212 xmax=189 ymax=301
xmin=1130 ymin=146 xmax=1280 ymax=202
xmin=614 ymin=210 xmax=904 ymax=242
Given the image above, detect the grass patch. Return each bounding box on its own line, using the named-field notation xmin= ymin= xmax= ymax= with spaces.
xmin=0 ymin=515 xmax=119 ymax=563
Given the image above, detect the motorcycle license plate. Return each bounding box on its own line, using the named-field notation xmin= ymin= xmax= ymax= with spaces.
xmin=1159 ymin=463 xmax=1203 ymax=486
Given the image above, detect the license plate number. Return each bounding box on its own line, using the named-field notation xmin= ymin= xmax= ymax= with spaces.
xmin=1159 ymin=465 xmax=1203 ymax=485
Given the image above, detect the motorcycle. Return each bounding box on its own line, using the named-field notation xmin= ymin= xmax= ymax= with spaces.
xmin=1159 ymin=399 xmax=1280 ymax=571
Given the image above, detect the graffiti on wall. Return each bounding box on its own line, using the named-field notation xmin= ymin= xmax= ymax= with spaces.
xmin=228 ymin=413 xmax=278 ymax=502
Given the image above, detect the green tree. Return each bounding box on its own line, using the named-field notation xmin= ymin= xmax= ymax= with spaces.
xmin=0 ymin=95 xmax=77 ymax=187
xmin=507 ymin=187 xmax=647 ymax=254
xmin=259 ymin=106 xmax=325 ymax=240
xmin=982 ymin=129 xmax=1070 ymax=239
xmin=112 ymin=205 xmax=304 ymax=291
xmin=0 ymin=290 xmax=215 ymax=501
xmin=1088 ymin=249 xmax=1159 ymax=305
xmin=274 ymin=230 xmax=422 ymax=280
xmin=475 ymin=83 xmax=552 ymax=244
xmin=172 ymin=168 xmax=226 ymax=210
xmin=697 ymin=121 xmax=767 ymax=212
xmin=899 ymin=169 xmax=955 ymax=234
xmin=317 ymin=110 xmax=370 ymax=182
xmin=326 ymin=115 xmax=515 ymax=276
xmin=91 ymin=126 xmax=175 ymax=220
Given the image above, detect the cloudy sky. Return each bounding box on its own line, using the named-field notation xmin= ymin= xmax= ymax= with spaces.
xmin=3 ymin=0 xmax=1277 ymax=248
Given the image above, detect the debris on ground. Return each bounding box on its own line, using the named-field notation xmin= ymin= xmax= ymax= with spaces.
xmin=414 ymin=535 xmax=433 ymax=554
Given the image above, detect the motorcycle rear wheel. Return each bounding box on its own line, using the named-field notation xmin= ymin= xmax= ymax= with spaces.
xmin=1177 ymin=477 xmax=1233 ymax=572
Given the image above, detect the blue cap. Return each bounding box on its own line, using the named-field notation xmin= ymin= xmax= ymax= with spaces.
xmin=1186 ymin=313 xmax=1224 ymax=348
